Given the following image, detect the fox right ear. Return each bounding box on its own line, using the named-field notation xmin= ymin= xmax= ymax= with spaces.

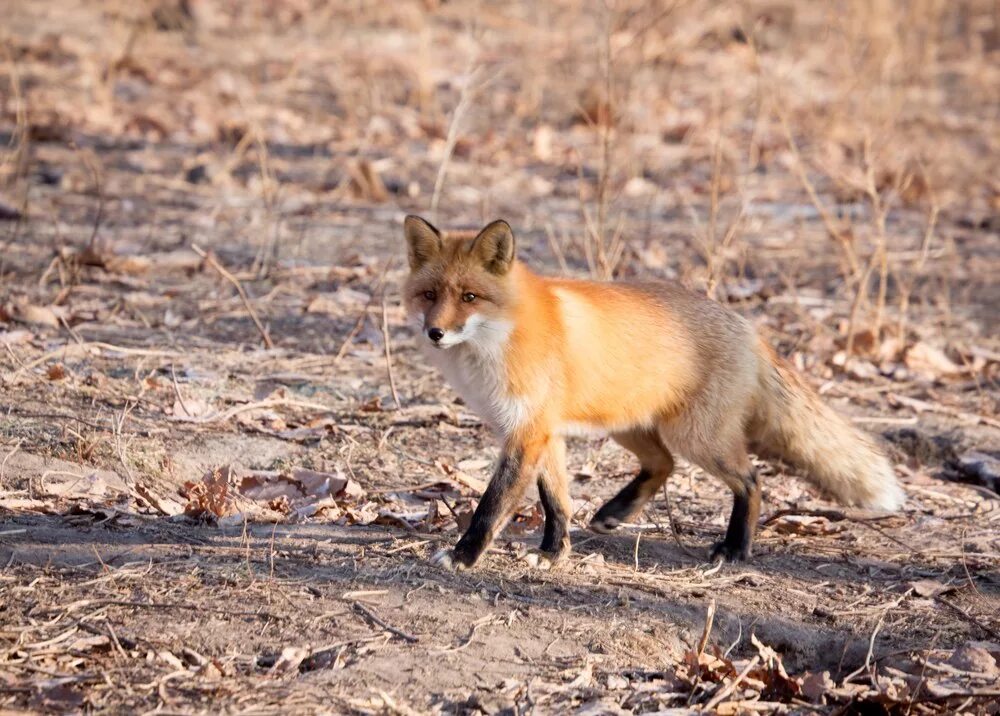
xmin=404 ymin=215 xmax=442 ymax=270
xmin=470 ymin=220 xmax=515 ymax=275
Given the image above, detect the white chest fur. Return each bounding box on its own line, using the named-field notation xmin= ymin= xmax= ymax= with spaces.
xmin=421 ymin=318 xmax=529 ymax=435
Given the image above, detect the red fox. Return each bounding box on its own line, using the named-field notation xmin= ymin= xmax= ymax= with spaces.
xmin=403 ymin=215 xmax=904 ymax=570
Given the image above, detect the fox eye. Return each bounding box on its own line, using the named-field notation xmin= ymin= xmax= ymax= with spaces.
xmin=462 ymin=292 xmax=476 ymax=303
xmin=423 ymin=290 xmax=436 ymax=301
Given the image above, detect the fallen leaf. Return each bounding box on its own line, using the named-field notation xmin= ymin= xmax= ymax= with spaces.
xmin=439 ymin=460 xmax=488 ymax=495
xmin=905 ymin=341 xmax=964 ymax=380
xmin=68 ymin=635 xmax=111 ymax=653
xmin=346 ymin=158 xmax=388 ymax=201
xmin=800 ymin=670 xmax=834 ymax=703
xmin=197 ymin=661 xmax=224 ymax=680
xmin=182 ymin=465 xmax=236 ymax=517
xmin=271 ymin=646 xmax=309 ymax=673
xmin=158 ymin=650 xmax=186 ymax=669
xmin=909 ymin=579 xmax=956 ymax=598
xmin=506 ymin=504 xmax=545 ymax=535
xmin=770 ymin=515 xmax=841 ymax=536
xmin=5 ymin=302 xmax=61 ymax=328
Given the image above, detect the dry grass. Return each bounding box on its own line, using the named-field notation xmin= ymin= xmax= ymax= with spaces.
xmin=0 ymin=0 xmax=998 ymax=713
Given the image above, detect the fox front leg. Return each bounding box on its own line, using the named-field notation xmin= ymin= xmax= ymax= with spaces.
xmin=433 ymin=437 xmax=547 ymax=571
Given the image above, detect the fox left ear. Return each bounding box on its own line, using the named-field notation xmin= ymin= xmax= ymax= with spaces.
xmin=470 ymin=220 xmax=515 ymax=275
xmin=404 ymin=215 xmax=443 ymax=271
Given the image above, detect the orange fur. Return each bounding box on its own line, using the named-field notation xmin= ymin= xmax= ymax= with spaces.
xmin=404 ymin=216 xmax=903 ymax=569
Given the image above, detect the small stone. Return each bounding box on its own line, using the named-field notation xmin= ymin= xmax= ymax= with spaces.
xmin=948 ymin=643 xmax=999 ymax=676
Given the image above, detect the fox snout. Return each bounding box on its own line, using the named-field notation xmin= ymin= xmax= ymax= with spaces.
xmin=424 ymin=322 xmax=466 ymax=348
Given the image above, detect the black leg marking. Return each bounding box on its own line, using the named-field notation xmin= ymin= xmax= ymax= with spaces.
xmin=452 ymin=450 xmax=523 ymax=568
xmin=590 ymin=469 xmax=654 ymax=533
xmin=538 ymin=478 xmax=569 ymax=555
xmin=710 ymin=470 xmax=760 ymax=562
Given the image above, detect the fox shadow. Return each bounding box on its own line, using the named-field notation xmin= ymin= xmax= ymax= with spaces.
xmin=3 ymin=511 xmax=993 ymax=677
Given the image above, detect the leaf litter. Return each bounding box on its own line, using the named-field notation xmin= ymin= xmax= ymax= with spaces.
xmin=1 ymin=0 xmax=999 ymax=713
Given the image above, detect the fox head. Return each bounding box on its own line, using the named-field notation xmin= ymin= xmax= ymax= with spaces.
xmin=403 ymin=215 xmax=516 ymax=349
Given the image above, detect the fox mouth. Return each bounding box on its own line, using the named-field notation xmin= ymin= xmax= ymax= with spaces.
xmin=431 ymin=338 xmax=461 ymax=349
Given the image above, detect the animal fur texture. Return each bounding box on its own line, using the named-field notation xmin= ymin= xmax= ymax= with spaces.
xmin=402 ymin=215 xmax=904 ymax=569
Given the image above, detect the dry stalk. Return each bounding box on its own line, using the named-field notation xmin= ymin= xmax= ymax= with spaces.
xmin=699 ymin=112 xmax=748 ymax=300
xmin=861 ymin=136 xmax=893 ymax=344
xmin=430 ymin=65 xmax=498 ymax=220
xmin=543 ymin=223 xmax=571 ymax=274
xmin=696 ymin=598 xmax=716 ymax=659
xmin=191 ymin=243 xmax=274 ymax=349
xmin=897 ymin=172 xmax=939 ymax=340
xmin=776 ymin=109 xmax=860 ymax=279
xmin=575 ymin=2 xmax=626 ymax=280
xmin=0 ymin=438 xmax=24 ymax=487
xmin=844 ymin=256 xmax=876 ymax=358
xmin=334 ymin=259 xmax=393 ymax=365
xmin=703 ymin=655 xmax=761 ymax=711
xmin=381 ymin=293 xmax=402 ymax=410
xmin=0 ymin=44 xmax=29 ymax=195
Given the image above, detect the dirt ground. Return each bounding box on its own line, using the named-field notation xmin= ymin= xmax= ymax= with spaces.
xmin=1 ymin=1 xmax=999 ymax=714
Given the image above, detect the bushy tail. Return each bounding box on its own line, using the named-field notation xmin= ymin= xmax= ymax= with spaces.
xmin=751 ymin=340 xmax=904 ymax=511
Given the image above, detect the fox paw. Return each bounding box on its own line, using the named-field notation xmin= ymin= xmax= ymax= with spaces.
xmin=431 ymin=547 xmax=480 ymax=572
xmin=431 ymin=548 xmax=464 ymax=572
xmin=522 ymin=551 xmax=553 ymax=570
xmin=709 ymin=540 xmax=751 ymax=563
xmin=523 ymin=545 xmax=570 ymax=570
xmin=589 ymin=514 xmax=622 ymax=534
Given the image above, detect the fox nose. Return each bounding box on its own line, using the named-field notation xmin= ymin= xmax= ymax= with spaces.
xmin=427 ymin=327 xmax=445 ymax=343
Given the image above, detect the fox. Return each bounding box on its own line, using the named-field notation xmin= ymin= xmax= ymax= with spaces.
xmin=402 ymin=215 xmax=905 ymax=570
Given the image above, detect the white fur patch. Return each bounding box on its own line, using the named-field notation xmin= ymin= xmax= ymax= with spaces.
xmin=559 ymin=421 xmax=608 ymax=438
xmin=421 ymin=315 xmax=530 ymax=436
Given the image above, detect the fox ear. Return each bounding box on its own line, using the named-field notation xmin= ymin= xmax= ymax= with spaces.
xmin=404 ymin=215 xmax=442 ymax=271
xmin=470 ymin=220 xmax=515 ymax=275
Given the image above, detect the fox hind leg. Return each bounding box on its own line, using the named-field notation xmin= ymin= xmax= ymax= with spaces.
xmin=591 ymin=430 xmax=674 ymax=534
xmin=706 ymin=450 xmax=761 ymax=562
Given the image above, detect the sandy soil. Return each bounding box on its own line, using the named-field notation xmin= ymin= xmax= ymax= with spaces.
xmin=1 ymin=1 xmax=999 ymax=713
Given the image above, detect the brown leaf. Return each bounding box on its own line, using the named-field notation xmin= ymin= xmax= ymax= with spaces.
xmin=158 ymin=650 xmax=186 ymax=669
xmin=271 ymin=646 xmax=309 ymax=674
xmin=909 ymin=579 xmax=956 ymax=598
xmin=238 ymin=466 xmax=363 ymax=522
xmin=454 ymin=506 xmax=474 ymax=532
xmin=800 ymin=670 xmax=834 ymax=703
xmin=506 ymin=504 xmax=545 ymax=535
xmin=750 ymin=634 xmax=801 ymax=701
xmin=182 ymin=466 xmax=236 ymax=517
xmin=771 ymin=515 xmax=841 ymax=536
xmin=197 ymin=661 xmax=224 ymax=680
xmin=103 ymin=255 xmax=152 ymax=275
xmin=905 ymin=342 xmax=965 ymax=380
xmin=439 ymin=459 xmax=488 ymax=495
xmin=347 ymin=159 xmax=388 ymax=202
xmin=5 ymin=302 xmax=61 ymax=328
